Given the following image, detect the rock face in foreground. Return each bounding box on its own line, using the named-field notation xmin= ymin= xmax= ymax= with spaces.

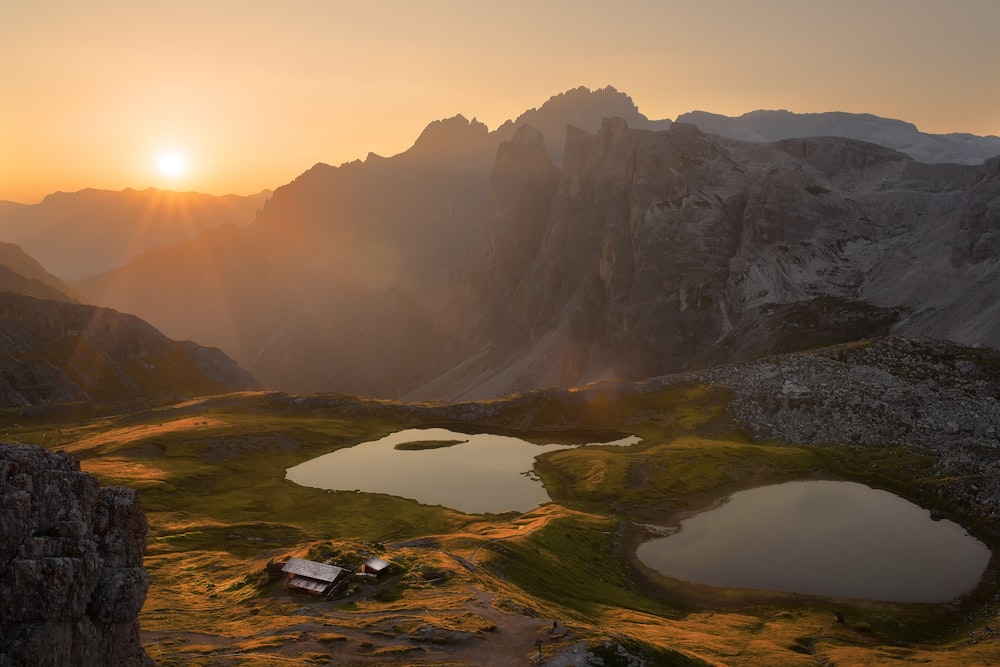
xmin=0 ymin=444 xmax=153 ymax=667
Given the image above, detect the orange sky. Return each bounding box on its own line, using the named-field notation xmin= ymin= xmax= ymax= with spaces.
xmin=3 ymin=0 xmax=999 ymax=204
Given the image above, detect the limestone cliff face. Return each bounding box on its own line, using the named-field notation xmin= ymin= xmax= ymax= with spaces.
xmin=450 ymin=119 xmax=997 ymax=399
xmin=952 ymin=156 xmax=1000 ymax=266
xmin=0 ymin=444 xmax=153 ymax=666
xmin=480 ymin=125 xmax=561 ymax=349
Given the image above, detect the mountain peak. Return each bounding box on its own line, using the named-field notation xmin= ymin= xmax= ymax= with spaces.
xmin=406 ymin=114 xmax=493 ymax=163
xmin=514 ymin=85 xmax=641 ymax=123
xmin=496 ymin=86 xmax=670 ymax=162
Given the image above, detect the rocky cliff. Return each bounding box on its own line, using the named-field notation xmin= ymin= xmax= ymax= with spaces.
xmin=0 ymin=444 xmax=153 ymax=666
xmin=428 ymin=119 xmax=998 ymax=399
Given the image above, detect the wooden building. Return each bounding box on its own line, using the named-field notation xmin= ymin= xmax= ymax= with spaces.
xmin=361 ymin=557 xmax=390 ymax=578
xmin=281 ymin=557 xmax=349 ymax=598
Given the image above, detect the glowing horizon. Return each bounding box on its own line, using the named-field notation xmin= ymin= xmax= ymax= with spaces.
xmin=3 ymin=0 xmax=999 ymax=204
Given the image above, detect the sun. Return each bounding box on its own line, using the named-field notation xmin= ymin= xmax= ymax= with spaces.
xmin=157 ymin=152 xmax=186 ymax=178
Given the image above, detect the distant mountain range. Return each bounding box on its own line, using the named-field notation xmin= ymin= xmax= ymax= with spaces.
xmin=0 ymin=187 xmax=270 ymax=280
xmin=68 ymin=86 xmax=1000 ymax=399
xmin=0 ymin=245 xmax=260 ymax=408
xmin=676 ymin=109 xmax=1000 ymax=165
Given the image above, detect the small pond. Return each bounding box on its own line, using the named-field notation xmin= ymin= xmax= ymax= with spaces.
xmin=636 ymin=480 xmax=991 ymax=603
xmin=286 ymin=427 xmax=639 ymax=514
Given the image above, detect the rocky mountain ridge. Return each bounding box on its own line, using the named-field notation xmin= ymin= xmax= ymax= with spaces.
xmin=71 ymin=88 xmax=1000 ymax=399
xmin=0 ymin=242 xmax=79 ymax=303
xmin=0 ymin=292 xmax=261 ymax=408
xmin=0 ymin=443 xmax=153 ymax=666
xmin=421 ymin=121 xmax=999 ymax=400
xmin=677 ymin=108 xmax=1000 ymax=165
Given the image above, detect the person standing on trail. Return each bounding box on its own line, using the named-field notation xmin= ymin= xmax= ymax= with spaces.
xmin=535 ymin=638 xmax=544 ymax=661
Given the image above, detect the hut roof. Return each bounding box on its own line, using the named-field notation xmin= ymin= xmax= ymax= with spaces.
xmin=287 ymin=576 xmax=330 ymax=594
xmin=364 ymin=557 xmax=390 ymax=573
xmin=282 ymin=557 xmax=346 ymax=583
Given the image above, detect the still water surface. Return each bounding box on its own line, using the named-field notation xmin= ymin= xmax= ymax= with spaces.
xmin=636 ymin=480 xmax=991 ymax=602
xmin=286 ymin=427 xmax=638 ymax=514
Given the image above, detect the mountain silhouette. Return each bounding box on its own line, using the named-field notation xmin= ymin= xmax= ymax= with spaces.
xmin=71 ymin=87 xmax=1000 ymax=399
xmin=0 ymin=188 xmax=270 ymax=280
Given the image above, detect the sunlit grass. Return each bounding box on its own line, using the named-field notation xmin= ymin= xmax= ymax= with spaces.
xmin=78 ymin=456 xmax=170 ymax=486
xmin=478 ymin=511 xmax=678 ymax=620
xmin=12 ymin=382 xmax=996 ymax=666
xmin=536 ymin=434 xmax=828 ymax=518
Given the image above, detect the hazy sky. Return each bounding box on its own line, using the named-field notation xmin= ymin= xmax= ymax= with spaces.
xmin=3 ymin=0 xmax=998 ymax=203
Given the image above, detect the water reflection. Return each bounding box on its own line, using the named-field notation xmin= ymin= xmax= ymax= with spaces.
xmin=286 ymin=427 xmax=639 ymax=514
xmin=636 ymin=480 xmax=990 ymax=602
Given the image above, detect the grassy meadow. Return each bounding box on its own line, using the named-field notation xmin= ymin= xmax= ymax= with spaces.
xmin=2 ymin=383 xmax=997 ymax=665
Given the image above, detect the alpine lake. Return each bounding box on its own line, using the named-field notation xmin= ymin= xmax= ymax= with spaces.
xmin=289 ymin=428 xmax=991 ymax=604
xmin=286 ymin=427 xmax=640 ymax=514
xmin=636 ymin=479 xmax=991 ymax=603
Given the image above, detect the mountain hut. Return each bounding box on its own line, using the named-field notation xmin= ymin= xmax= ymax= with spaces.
xmin=281 ymin=557 xmax=349 ymax=597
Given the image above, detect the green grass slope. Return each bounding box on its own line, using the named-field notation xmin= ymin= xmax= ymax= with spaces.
xmin=3 ymin=375 xmax=996 ymax=666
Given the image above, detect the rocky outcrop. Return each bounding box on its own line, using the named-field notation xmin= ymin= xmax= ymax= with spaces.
xmin=0 ymin=292 xmax=261 ymax=408
xmin=684 ymin=336 xmax=1000 ymax=449
xmin=662 ymin=336 xmax=1000 ymax=532
xmin=0 ymin=444 xmax=153 ymax=666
